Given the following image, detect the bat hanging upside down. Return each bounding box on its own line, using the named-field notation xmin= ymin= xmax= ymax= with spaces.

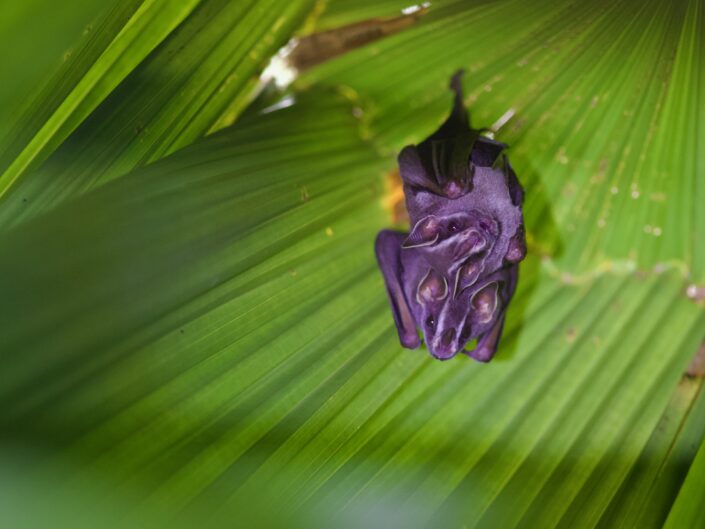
xmin=375 ymin=71 xmax=526 ymax=362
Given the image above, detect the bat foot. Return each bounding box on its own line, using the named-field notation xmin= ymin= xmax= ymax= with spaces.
xmin=464 ymin=346 xmax=495 ymax=363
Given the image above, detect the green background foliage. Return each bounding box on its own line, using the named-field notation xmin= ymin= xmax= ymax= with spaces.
xmin=1 ymin=1 xmax=703 ymax=527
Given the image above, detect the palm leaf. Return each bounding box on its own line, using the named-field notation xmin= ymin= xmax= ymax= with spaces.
xmin=664 ymin=429 xmax=705 ymax=528
xmin=1 ymin=1 xmax=704 ymax=527
xmin=0 ymin=0 xmax=201 ymax=195
xmin=601 ymin=377 xmax=705 ymax=527
xmin=0 ymin=0 xmax=315 ymax=226
xmin=301 ymin=0 xmax=705 ymax=281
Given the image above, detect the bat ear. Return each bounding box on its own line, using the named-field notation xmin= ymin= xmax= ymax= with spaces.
xmin=402 ymin=215 xmax=441 ymax=249
xmin=398 ymin=146 xmax=442 ymax=193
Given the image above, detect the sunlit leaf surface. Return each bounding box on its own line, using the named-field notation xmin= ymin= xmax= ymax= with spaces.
xmin=302 ymin=0 xmax=705 ymax=281
xmin=309 ymin=0 xmax=434 ymax=31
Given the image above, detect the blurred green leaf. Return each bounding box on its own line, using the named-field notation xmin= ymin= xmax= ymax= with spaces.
xmin=0 ymin=90 xmax=384 ymax=407
xmin=1 ymin=0 xmax=704 ymax=527
xmin=0 ymin=0 xmax=200 ymax=196
xmin=598 ymin=376 xmax=705 ymax=527
xmin=0 ymin=0 xmax=125 ymax=147
xmin=2 ymin=91 xmax=704 ymax=528
xmin=0 ymin=0 xmax=316 ymax=227
xmin=310 ymin=0 xmax=437 ymax=31
xmin=664 ymin=432 xmax=705 ymax=528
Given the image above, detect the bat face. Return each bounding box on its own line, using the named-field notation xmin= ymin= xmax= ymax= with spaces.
xmin=375 ymin=71 xmax=526 ymax=362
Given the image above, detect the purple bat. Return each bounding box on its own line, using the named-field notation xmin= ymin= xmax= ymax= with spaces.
xmin=375 ymin=71 xmax=526 ymax=362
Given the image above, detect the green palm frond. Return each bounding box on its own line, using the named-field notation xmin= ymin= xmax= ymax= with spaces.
xmin=301 ymin=0 xmax=705 ymax=280
xmin=665 ymin=429 xmax=705 ymax=528
xmin=1 ymin=1 xmax=703 ymax=528
xmin=0 ymin=0 xmax=200 ymax=195
xmin=0 ymin=0 xmax=315 ymax=225
xmin=604 ymin=379 xmax=705 ymax=526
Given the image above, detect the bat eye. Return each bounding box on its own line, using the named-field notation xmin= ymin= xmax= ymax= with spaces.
xmin=448 ymin=221 xmax=459 ymax=233
xmin=426 ymin=315 xmax=436 ymax=330
xmin=475 ymin=215 xmax=499 ymax=239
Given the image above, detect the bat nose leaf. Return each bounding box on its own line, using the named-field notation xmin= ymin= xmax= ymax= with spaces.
xmin=441 ymin=327 xmax=456 ymax=347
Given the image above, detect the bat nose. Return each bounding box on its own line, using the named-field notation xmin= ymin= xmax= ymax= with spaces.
xmin=430 ymin=328 xmax=459 ymax=360
xmin=441 ymin=328 xmax=456 ymax=347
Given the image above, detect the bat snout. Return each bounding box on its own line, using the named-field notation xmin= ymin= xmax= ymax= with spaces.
xmin=429 ymin=327 xmax=461 ymax=360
